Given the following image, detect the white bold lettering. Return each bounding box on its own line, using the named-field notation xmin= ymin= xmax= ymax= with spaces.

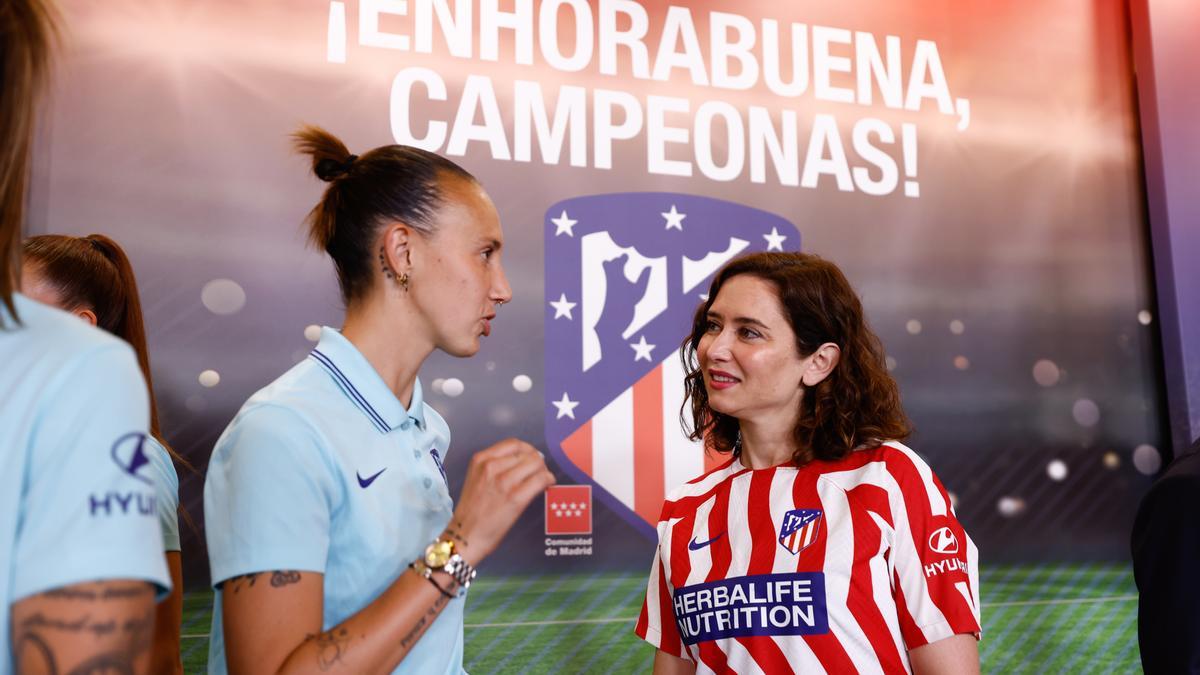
xmin=694 ymin=100 xmax=744 ymax=182
xmin=414 ymin=0 xmax=472 ymax=57
xmin=646 ymin=95 xmax=691 ymax=176
xmin=905 ymin=40 xmax=955 ymax=114
xmin=598 ymin=0 xmax=650 ymax=78
xmin=800 ymin=114 xmax=853 ymax=191
xmin=749 ymin=107 xmax=799 ymax=186
xmin=855 ymin=32 xmax=902 ymax=108
xmin=710 ymin=11 xmax=758 ymax=90
xmin=480 ymin=0 xmax=533 ymax=64
xmin=811 ymin=25 xmax=854 ymax=103
xmin=651 ymin=6 xmax=708 ymax=85
xmin=513 ymin=81 xmax=587 ymax=166
xmin=593 ymin=89 xmax=643 ymax=169
xmin=762 ymin=19 xmax=809 ymax=97
xmin=447 ymin=75 xmax=511 ymax=159
xmin=360 ymin=0 xmax=410 ymax=50
xmin=851 ymin=118 xmax=898 ymax=196
xmin=539 ymin=0 xmax=594 ymax=72
xmin=390 ymin=67 xmax=448 ymax=149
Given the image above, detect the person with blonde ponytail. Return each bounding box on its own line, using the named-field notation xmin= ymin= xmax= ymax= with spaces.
xmin=203 ymin=125 xmax=555 ymax=674
xmin=1 ymin=1 xmax=170 ymax=673
xmin=22 ymin=233 xmax=187 ymax=675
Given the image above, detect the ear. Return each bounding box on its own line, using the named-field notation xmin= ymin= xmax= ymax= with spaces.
xmin=380 ymin=223 xmax=415 ymax=278
xmin=801 ymin=342 xmax=840 ymax=387
xmin=75 ymin=308 xmax=99 ymax=326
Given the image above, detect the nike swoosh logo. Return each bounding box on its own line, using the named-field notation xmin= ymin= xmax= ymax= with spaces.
xmin=357 ymin=468 xmax=386 ymax=488
xmin=688 ymin=532 xmax=726 ymax=551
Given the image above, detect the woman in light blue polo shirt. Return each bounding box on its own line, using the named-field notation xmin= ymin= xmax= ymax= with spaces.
xmin=22 ymin=233 xmax=187 ymax=674
xmin=2 ymin=2 xmax=170 ymax=672
xmin=204 ymin=125 xmax=555 ymax=674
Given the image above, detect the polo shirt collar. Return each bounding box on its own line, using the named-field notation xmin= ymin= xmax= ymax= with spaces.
xmin=309 ymin=327 xmax=427 ymax=433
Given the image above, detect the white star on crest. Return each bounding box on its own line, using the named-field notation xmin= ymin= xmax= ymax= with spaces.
xmin=661 ymin=205 xmax=686 ymax=230
xmin=551 ymin=210 xmax=577 ymax=237
xmin=549 ymin=293 xmax=577 ymax=320
xmin=630 ymin=335 xmax=656 ymax=362
xmin=552 ymin=392 xmax=580 ymax=419
xmin=763 ymin=227 xmax=787 ymax=251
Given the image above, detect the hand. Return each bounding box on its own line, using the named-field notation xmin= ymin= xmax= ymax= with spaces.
xmin=446 ymin=438 xmax=556 ymax=565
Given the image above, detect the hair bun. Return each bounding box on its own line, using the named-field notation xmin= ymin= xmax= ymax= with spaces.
xmin=315 ymin=154 xmax=358 ymax=182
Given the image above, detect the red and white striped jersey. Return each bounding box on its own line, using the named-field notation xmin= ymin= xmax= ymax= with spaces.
xmin=635 ymin=442 xmax=981 ymax=674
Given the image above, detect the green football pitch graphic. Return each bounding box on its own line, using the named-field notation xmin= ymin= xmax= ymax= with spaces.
xmin=180 ymin=564 xmax=1141 ymax=673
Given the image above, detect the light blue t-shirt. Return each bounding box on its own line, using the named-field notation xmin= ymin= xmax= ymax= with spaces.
xmin=146 ymin=437 xmax=181 ymax=552
xmin=205 ymin=327 xmax=463 ymax=674
xmin=0 ymin=294 xmax=171 ymax=671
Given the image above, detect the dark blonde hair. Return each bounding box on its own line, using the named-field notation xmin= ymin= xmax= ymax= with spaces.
xmin=291 ymin=125 xmax=477 ymax=303
xmin=682 ymin=252 xmax=912 ymax=464
xmin=23 ymin=234 xmax=188 ymax=470
xmin=0 ymin=0 xmax=57 ymax=326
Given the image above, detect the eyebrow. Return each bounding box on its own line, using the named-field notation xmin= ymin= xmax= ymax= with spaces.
xmin=706 ymin=311 xmax=769 ymax=330
xmin=482 ymin=238 xmax=503 ymax=251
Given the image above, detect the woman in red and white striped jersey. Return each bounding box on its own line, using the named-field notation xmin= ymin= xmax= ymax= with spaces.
xmin=636 ymin=252 xmax=980 ymax=675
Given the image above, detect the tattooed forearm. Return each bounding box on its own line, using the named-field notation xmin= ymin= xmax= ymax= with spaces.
xmin=271 ymin=570 xmax=302 ymax=587
xmin=443 ymin=521 xmax=469 ymax=547
xmin=399 ymin=593 xmax=451 ymax=651
xmin=302 ymin=627 xmax=350 ymax=672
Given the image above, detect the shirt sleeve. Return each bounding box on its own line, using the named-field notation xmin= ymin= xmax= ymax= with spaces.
xmin=883 ymin=445 xmax=981 ymax=649
xmin=203 ymin=404 xmax=338 ymax=587
xmin=634 ymin=530 xmax=689 ymax=659
xmin=146 ymin=437 xmax=182 ymax=552
xmin=12 ymin=343 xmax=171 ymax=601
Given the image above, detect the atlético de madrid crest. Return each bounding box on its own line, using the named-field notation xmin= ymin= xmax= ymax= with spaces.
xmin=543 ymin=193 xmax=802 ymax=538
xmin=779 ymin=509 xmax=823 ymax=555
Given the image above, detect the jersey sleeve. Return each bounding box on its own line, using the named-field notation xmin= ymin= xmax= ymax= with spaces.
xmin=203 ymin=404 xmax=338 ymax=586
xmin=884 ymin=445 xmax=981 ymax=649
xmin=634 ymin=529 xmax=689 ymax=659
xmin=146 ymin=437 xmax=182 ymax=552
xmin=11 ymin=343 xmax=170 ymax=601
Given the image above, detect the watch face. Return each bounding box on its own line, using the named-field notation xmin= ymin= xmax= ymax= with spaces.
xmin=426 ymin=540 xmax=454 ymax=568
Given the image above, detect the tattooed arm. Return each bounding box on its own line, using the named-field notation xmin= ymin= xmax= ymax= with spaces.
xmin=11 ymin=580 xmax=156 ymax=675
xmin=220 ymin=567 xmax=458 ymax=675
xmin=220 ymin=439 xmax=554 ymax=674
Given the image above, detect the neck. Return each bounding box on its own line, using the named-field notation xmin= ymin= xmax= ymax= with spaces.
xmin=341 ymin=292 xmax=433 ymax=409
xmin=737 ymin=410 xmax=803 ymax=470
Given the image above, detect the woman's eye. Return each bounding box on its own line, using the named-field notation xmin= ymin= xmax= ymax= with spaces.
xmin=480 ymin=248 xmax=493 ymax=261
xmin=704 ymin=320 xmax=720 ymax=333
xmin=739 ymin=327 xmax=761 ymax=339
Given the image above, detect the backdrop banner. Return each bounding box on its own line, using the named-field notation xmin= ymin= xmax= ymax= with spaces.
xmin=32 ymin=0 xmax=1162 ymax=582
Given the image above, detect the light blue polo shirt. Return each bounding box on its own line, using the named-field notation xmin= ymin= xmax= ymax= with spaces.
xmin=0 ymin=294 xmax=171 ymax=671
xmin=146 ymin=437 xmax=181 ymax=552
xmin=204 ymin=327 xmax=462 ymax=674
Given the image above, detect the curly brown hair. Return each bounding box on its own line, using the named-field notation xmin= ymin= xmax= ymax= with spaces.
xmin=681 ymin=252 xmax=911 ymax=464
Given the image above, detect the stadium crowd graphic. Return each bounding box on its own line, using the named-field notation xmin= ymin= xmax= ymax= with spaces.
xmin=5 ymin=0 xmax=1199 ymax=673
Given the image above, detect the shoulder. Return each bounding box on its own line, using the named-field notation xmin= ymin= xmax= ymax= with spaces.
xmin=659 ymin=455 xmax=741 ymax=521
xmin=816 ymin=441 xmax=943 ymax=496
xmin=2 ymin=296 xmax=140 ymax=383
xmin=1142 ymin=451 xmax=1200 ymax=508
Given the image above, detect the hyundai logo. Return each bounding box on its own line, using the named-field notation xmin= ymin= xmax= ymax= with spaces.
xmin=928 ymin=527 xmax=960 ymax=555
xmin=110 ymin=432 xmax=154 ymax=485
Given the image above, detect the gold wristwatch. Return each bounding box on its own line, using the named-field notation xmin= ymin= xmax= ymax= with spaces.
xmin=412 ymin=538 xmax=477 ymax=596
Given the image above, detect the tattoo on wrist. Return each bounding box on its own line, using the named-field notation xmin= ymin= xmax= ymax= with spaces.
xmin=271 ymin=570 xmax=302 ymax=587
xmin=303 ymin=627 xmax=350 ymax=672
xmin=444 ymin=521 xmax=469 ymax=547
xmin=399 ymin=594 xmax=450 ymax=651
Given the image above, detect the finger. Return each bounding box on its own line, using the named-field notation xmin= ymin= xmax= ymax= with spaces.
xmin=496 ymin=454 xmax=549 ymax=494
xmin=513 ymin=469 xmax=557 ymax=505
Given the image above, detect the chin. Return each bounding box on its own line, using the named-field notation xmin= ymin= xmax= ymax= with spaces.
xmin=443 ymin=338 xmax=480 ymax=358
